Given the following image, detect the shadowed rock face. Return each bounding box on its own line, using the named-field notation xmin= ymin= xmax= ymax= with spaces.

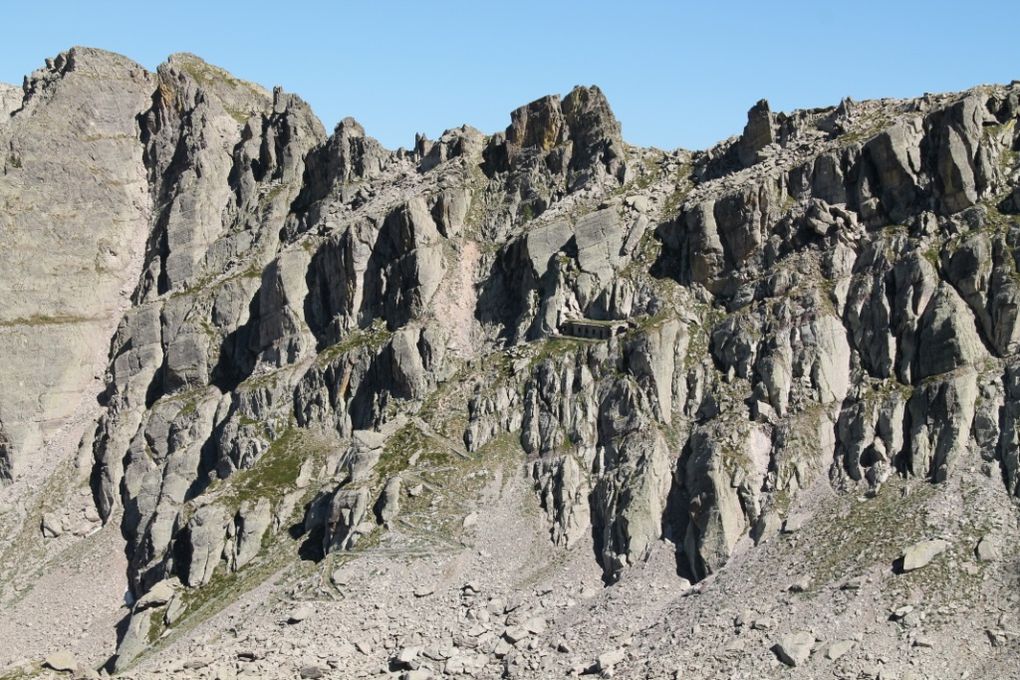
xmin=3 ymin=46 xmax=1020 ymax=673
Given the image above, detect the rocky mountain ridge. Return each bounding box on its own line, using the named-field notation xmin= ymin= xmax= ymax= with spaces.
xmin=1 ymin=47 xmax=1019 ymax=679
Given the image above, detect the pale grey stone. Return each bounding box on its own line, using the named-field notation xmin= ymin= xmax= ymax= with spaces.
xmin=774 ymin=631 xmax=814 ymax=667
xmin=901 ymin=539 xmax=950 ymax=572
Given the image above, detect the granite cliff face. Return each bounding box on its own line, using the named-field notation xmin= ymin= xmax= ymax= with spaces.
xmin=2 ymin=48 xmax=1020 ymax=679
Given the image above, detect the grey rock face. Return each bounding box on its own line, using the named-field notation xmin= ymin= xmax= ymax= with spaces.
xmin=907 ymin=371 xmax=978 ymax=482
xmin=592 ymin=416 xmax=671 ymax=582
xmin=375 ymin=476 xmax=401 ymax=524
xmin=0 ymin=47 xmax=154 ymax=479
xmin=0 ymin=422 xmax=10 ymax=481
xmin=5 ymin=46 xmax=1020 ymax=672
xmin=231 ymin=498 xmax=272 ymax=570
xmin=675 ymin=421 xmax=770 ymax=579
xmin=182 ymin=504 xmax=229 ymax=587
xmin=482 ymin=85 xmax=625 ymax=223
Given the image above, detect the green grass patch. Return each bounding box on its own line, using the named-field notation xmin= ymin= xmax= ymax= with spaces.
xmin=215 ymin=427 xmax=308 ymax=510
xmin=0 ymin=313 xmax=90 ymax=327
xmin=661 ymin=163 xmax=694 ymax=218
xmin=529 ymin=336 xmax=587 ymax=368
xmin=316 ymin=319 xmax=391 ymax=365
xmin=802 ymin=477 xmax=936 ymax=587
xmin=0 ymin=664 xmax=40 ymax=680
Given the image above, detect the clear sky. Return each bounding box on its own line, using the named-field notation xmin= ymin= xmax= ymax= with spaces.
xmin=2 ymin=1 xmax=1018 ymax=151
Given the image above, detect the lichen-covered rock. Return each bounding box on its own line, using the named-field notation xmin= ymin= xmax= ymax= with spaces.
xmin=900 ymin=538 xmax=950 ymax=571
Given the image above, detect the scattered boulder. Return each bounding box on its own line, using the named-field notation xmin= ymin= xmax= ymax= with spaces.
xmin=826 ymin=640 xmax=855 ymax=660
xmin=773 ymin=631 xmax=815 ymax=667
xmin=503 ymin=626 xmax=529 ymax=644
xmin=392 ymin=647 xmax=420 ymax=671
xmin=782 ymin=514 xmax=807 ymax=534
xmin=976 ymin=534 xmax=1002 ymax=562
xmin=900 ymin=539 xmax=950 ymax=572
xmin=403 ymin=670 xmax=433 ymax=680
xmin=40 ymin=512 xmax=63 ymax=538
xmin=135 ymin=578 xmax=177 ymax=610
xmin=287 ymin=604 xmax=314 ymax=624
xmin=596 ymin=648 xmax=626 ymax=672
xmin=523 ymin=616 xmax=547 ymax=635
xmin=444 ymin=652 xmax=488 ymax=675
xmin=43 ymin=650 xmax=78 ymax=673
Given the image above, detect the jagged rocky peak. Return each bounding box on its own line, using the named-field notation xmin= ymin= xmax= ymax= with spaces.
xmin=736 ymin=98 xmax=777 ymax=166
xmin=288 ymin=115 xmax=393 ymax=218
xmin=18 ymin=46 xmax=150 ymax=107
xmin=481 ymin=85 xmax=627 ymax=221
xmin=415 ymin=123 xmax=485 ymax=172
xmin=502 ymin=85 xmax=623 ymax=162
xmin=159 ymin=52 xmax=272 ymax=114
xmin=132 ymin=51 xmax=326 ymax=300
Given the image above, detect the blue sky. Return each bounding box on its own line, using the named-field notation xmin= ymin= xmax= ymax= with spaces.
xmin=2 ymin=1 xmax=1018 ymax=151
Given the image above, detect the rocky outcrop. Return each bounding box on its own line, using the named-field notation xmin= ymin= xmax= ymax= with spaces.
xmin=674 ymin=420 xmax=771 ymax=579
xmin=1000 ymin=361 xmax=1020 ymax=496
xmin=737 ymin=99 xmax=777 ymax=167
xmin=482 ymin=85 xmax=626 ymax=224
xmin=229 ymin=497 xmax=272 ymax=570
xmin=322 ymin=486 xmax=370 ymax=553
xmin=591 ymin=385 xmax=672 ymax=582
